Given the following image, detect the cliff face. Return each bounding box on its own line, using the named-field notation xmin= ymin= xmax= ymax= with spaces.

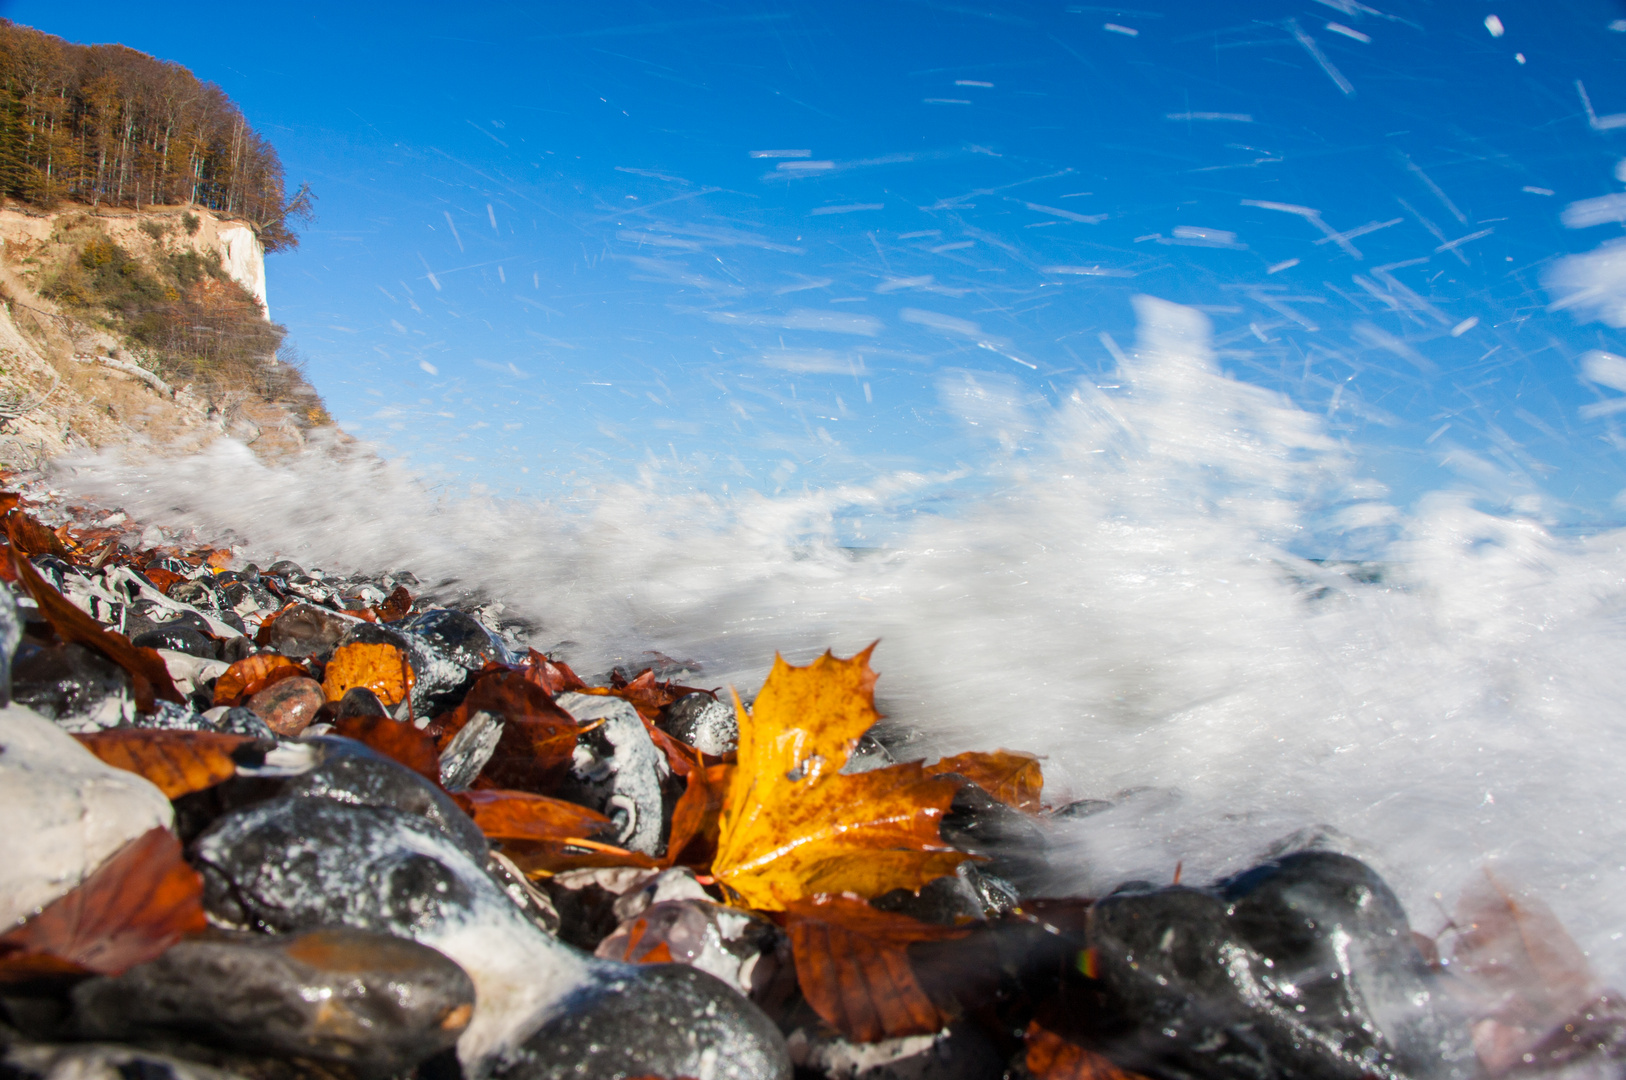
xmin=0 ymin=203 xmax=327 ymax=471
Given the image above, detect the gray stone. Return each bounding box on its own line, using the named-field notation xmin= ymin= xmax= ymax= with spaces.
xmin=2 ymin=1042 xmax=247 ymax=1080
xmin=556 ymin=692 xmax=670 ymax=857
xmin=71 ymin=928 xmax=475 ymax=1076
xmin=11 ymin=642 xmax=133 ymax=732
xmin=440 ymin=709 xmax=503 ymax=792
xmin=663 ymin=692 xmax=737 ymax=756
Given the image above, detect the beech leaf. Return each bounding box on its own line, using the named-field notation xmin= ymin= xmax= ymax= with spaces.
xmin=322 ymin=641 xmax=415 ymax=706
xmin=453 ymin=789 xmax=615 ymax=844
xmin=74 ymin=730 xmax=256 ymax=799
xmin=926 ymin=750 xmax=1044 ymax=812
xmin=330 ymin=715 xmax=441 ymax=783
xmin=0 ymin=827 xmax=206 ymax=980
xmin=1024 ymin=1022 xmax=1150 ymax=1080
xmin=213 ymin=653 xmax=305 ymax=707
xmin=784 ymin=893 xmax=971 ymax=1043
xmin=711 ymin=645 xmax=969 ymax=910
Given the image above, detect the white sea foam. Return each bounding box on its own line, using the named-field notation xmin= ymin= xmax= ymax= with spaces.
xmin=50 ymin=296 xmax=1626 ymax=992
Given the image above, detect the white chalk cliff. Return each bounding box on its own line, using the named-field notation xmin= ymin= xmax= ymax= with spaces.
xmin=214 ymin=223 xmax=269 ymax=319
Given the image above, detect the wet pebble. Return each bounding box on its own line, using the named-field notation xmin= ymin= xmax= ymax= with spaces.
xmin=399 ymin=608 xmax=513 ymax=672
xmin=71 ymin=928 xmax=475 ymax=1075
xmin=132 ymin=623 xmax=217 ymax=660
xmin=260 ymin=602 xmax=359 ymax=661
xmin=439 ymin=708 xmax=503 ymax=792
xmin=555 ymin=692 xmax=670 ymax=857
xmin=1088 ymin=851 xmax=1476 ymax=1080
xmin=11 ymin=642 xmax=134 ymax=732
xmin=663 ymin=691 xmax=737 ymax=755
xmin=3 ymin=1041 xmax=247 ymax=1080
xmin=596 ymin=898 xmax=778 ymax=998
xmin=244 ymin=676 xmax=324 ymax=737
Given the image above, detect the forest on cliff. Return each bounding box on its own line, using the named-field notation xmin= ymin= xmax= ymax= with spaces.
xmin=0 ymin=21 xmax=310 ymax=252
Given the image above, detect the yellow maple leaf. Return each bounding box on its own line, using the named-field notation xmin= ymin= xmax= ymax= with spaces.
xmin=712 ymin=644 xmax=971 ymax=910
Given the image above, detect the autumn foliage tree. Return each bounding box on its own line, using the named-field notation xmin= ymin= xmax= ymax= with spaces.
xmin=0 ymin=20 xmax=312 ymax=251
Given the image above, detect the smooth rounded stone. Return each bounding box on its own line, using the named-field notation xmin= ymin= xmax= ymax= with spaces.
xmin=610 ymin=866 xmax=712 ymax=923
xmin=338 ymin=622 xmax=468 ymax=716
xmin=1089 ymin=852 xmax=1475 ymax=1080
xmin=266 ymin=560 xmax=304 ymax=577
xmin=491 ymin=964 xmax=790 ymax=1080
xmin=220 ymin=579 xmax=276 ymax=619
xmin=939 ymin=783 xmax=1048 ymax=895
xmin=2 ymin=1041 xmax=248 ymax=1080
xmin=11 ymin=642 xmax=134 ymax=732
xmin=213 ymin=706 xmax=275 ymax=740
xmin=191 ymin=796 xmax=785 ymax=1077
xmin=244 ymin=676 xmax=325 ymax=737
xmin=261 ymin=602 xmax=360 ymax=661
xmin=398 ymin=608 xmax=513 ymax=672
xmin=167 ymin=579 xmax=220 ymax=610
xmin=543 ymin=867 xmax=663 ymax=952
xmin=157 ymin=650 xmax=230 ymax=699
xmin=282 ymin=736 xmax=488 ymax=860
xmin=871 ymin=869 xmax=989 ymax=926
xmin=595 ymin=898 xmax=778 ymax=997
xmin=71 ymin=928 xmax=475 ymax=1075
xmin=335 ymin=685 xmax=390 ymax=719
xmin=555 ymin=692 xmax=671 ymax=856
xmin=133 ymin=624 xmax=217 ymax=660
xmin=0 ymin=703 xmax=172 ymax=929
xmin=439 ymin=709 xmax=503 ymax=793
xmin=663 ymin=692 xmax=737 ymax=756
xmin=786 ymin=1025 xmax=1002 ymax=1080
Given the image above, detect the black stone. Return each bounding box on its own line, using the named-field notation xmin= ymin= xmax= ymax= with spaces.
xmin=939 ymin=783 xmax=1048 ymax=894
xmin=338 ymin=622 xmax=469 ymax=715
xmin=71 ymin=929 xmax=474 ymax=1077
xmin=336 ymin=686 xmax=390 ymax=719
xmin=266 ymin=560 xmax=305 ymax=577
xmin=491 ymin=965 xmax=790 ymax=1080
xmin=1087 ymin=852 xmax=1475 ymax=1080
xmin=132 ymin=625 xmax=217 ymax=660
xmin=398 ymin=609 xmax=509 ymax=673
xmin=12 ymin=642 xmax=132 ymax=727
xmin=261 ymin=603 xmax=356 ymax=661
xmin=281 ymin=737 xmax=488 ymax=861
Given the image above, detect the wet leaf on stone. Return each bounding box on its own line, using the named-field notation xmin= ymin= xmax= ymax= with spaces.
xmin=437 ymin=668 xmax=580 ymax=792
xmin=666 ymin=761 xmax=732 ymax=868
xmin=586 ymin=669 xmax=713 ymax=723
xmin=10 ymin=546 xmax=184 ymax=711
xmin=330 ymin=714 xmax=441 ymax=783
xmin=1451 ymin=869 xmax=1602 ymax=1073
xmin=322 ymin=641 xmax=415 ymax=706
xmin=518 ymin=649 xmax=587 ymax=696
xmin=785 ymin=893 xmax=971 ymax=1043
xmin=376 ymin=584 xmax=414 ymax=622
xmin=711 ymin=645 xmax=969 ymax=910
xmin=0 ymin=827 xmax=206 ymax=981
xmin=74 ymin=730 xmax=256 ymax=798
xmin=453 ymin=789 xmax=615 ymax=843
xmin=213 ymin=653 xmax=306 ymax=707
xmin=144 ymin=567 xmax=187 ymax=594
xmin=926 ymin=750 xmax=1044 ymax=812
xmin=502 ymin=837 xmax=661 ymax=877
xmin=1024 ymin=1022 xmax=1149 ymax=1080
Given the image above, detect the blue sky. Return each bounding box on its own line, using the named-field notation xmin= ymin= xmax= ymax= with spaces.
xmin=11 ymin=0 xmax=1626 ymax=520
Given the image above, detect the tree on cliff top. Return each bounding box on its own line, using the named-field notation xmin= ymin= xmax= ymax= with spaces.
xmin=0 ymin=21 xmax=313 ymax=252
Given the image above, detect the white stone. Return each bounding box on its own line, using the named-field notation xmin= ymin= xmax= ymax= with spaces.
xmin=0 ymin=704 xmax=173 ymax=930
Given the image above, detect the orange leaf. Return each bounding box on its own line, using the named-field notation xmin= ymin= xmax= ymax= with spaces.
xmin=213 ymin=653 xmax=306 ymax=707
xmin=665 ymin=762 xmax=732 ymax=869
xmin=329 ymin=714 xmax=441 ymax=783
xmin=926 ymin=750 xmax=1044 ymax=812
xmin=0 ymin=828 xmax=206 ymax=981
xmin=322 ymin=642 xmax=415 ymax=706
xmin=144 ymin=568 xmax=187 ymax=594
xmin=712 ymin=645 xmax=969 ymax=910
xmin=4 ymin=507 xmax=69 ymax=558
xmin=9 ymin=546 xmax=183 ymax=712
xmin=785 ymin=894 xmax=971 ymax=1043
xmin=74 ymin=730 xmax=255 ymax=799
xmin=1024 ymin=1022 xmax=1150 ymax=1080
xmin=517 ymin=649 xmax=587 ymax=695
xmin=453 ymin=789 xmax=614 ymax=843
xmin=501 ymin=837 xmax=661 ymax=877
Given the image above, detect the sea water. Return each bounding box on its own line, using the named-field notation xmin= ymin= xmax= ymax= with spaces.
xmin=53 ymin=295 xmax=1626 ymax=994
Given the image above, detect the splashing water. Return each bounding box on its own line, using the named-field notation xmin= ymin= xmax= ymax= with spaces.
xmin=52 ymin=296 xmax=1626 ymax=985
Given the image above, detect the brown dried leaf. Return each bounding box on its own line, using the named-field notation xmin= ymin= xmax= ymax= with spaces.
xmin=74 ymin=730 xmax=254 ymax=799
xmin=213 ymin=653 xmax=306 ymax=707
xmin=518 ymin=649 xmax=588 ymax=696
xmin=453 ymin=789 xmax=614 ymax=843
xmin=322 ymin=642 xmax=415 ymax=706
xmin=0 ymin=828 xmax=206 ymax=981
xmin=712 ymin=646 xmax=969 ymax=910
xmin=502 ymin=838 xmax=661 ymax=877
xmin=927 ymin=750 xmax=1044 ymax=812
xmin=785 ymin=893 xmax=971 ymax=1043
xmin=330 ymin=715 xmax=441 ymax=783
xmin=10 ymin=546 xmax=183 ymax=712
xmin=439 ymin=669 xmax=581 ymax=792
xmin=666 ymin=763 xmax=732 ymax=869
xmin=4 ymin=507 xmax=68 ymax=558
xmin=376 ymin=585 xmax=414 ymax=622
xmin=1024 ymin=1022 xmax=1150 ymax=1080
